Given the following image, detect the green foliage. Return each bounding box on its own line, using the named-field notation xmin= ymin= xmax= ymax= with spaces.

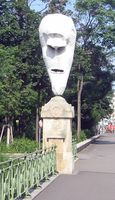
xmin=0 ymin=0 xmax=52 ymax=137
xmin=0 ymin=45 xmax=21 ymax=117
xmin=41 ymin=0 xmax=68 ymax=13
xmin=73 ymin=129 xmax=90 ymax=142
xmin=75 ymin=0 xmax=115 ymax=51
xmin=0 ymin=138 xmax=39 ymax=153
xmin=78 ymin=130 xmax=87 ymax=142
xmin=66 ymin=0 xmax=114 ymax=132
xmin=84 ymin=129 xmax=92 ymax=138
xmin=0 ymin=154 xmax=8 ymax=162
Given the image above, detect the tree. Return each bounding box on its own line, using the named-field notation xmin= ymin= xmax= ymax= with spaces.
xmin=81 ymin=45 xmax=113 ymax=129
xmin=0 ymin=45 xmax=21 ymax=119
xmin=75 ymin=0 xmax=115 ymax=51
xmin=0 ymin=0 xmax=51 ymax=139
xmin=65 ymin=0 xmax=115 ymax=137
xmin=37 ymin=0 xmax=68 ymax=13
xmin=65 ymin=46 xmax=92 ymax=138
xmin=72 ymin=0 xmax=115 ymax=136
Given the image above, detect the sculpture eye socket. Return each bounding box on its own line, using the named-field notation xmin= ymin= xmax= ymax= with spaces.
xmin=57 ymin=47 xmax=65 ymax=53
xmin=48 ymin=45 xmax=55 ymax=51
xmin=47 ymin=45 xmax=65 ymax=53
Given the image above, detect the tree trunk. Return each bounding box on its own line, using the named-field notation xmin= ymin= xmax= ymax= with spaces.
xmin=36 ymin=107 xmax=39 ymax=142
xmin=77 ymin=75 xmax=83 ymax=139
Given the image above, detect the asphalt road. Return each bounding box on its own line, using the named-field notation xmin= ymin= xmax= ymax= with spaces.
xmin=33 ymin=133 xmax=115 ymax=200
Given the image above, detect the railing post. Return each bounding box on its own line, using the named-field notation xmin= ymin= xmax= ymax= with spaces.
xmin=24 ymin=155 xmax=29 ymax=196
xmin=17 ymin=162 xmax=20 ymax=197
xmin=10 ymin=160 xmax=14 ymax=200
xmin=0 ymin=169 xmax=3 ymax=200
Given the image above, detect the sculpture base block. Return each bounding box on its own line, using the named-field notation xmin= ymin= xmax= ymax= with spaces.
xmin=41 ymin=96 xmax=74 ymax=174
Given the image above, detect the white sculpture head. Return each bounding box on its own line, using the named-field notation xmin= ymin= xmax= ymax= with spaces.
xmin=39 ymin=14 xmax=76 ymax=95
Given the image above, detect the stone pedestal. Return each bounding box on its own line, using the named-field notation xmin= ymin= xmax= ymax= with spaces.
xmin=41 ymin=96 xmax=74 ymax=174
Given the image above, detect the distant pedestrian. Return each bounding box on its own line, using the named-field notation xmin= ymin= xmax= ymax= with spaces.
xmin=107 ymin=123 xmax=113 ymax=133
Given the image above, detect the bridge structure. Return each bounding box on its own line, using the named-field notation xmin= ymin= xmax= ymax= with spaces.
xmin=31 ymin=133 xmax=115 ymax=200
xmin=0 ymin=138 xmax=77 ymax=200
xmin=1 ymin=133 xmax=115 ymax=200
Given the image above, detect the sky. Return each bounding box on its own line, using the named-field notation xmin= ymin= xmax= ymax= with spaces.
xmin=30 ymin=1 xmax=46 ymax=12
xmin=30 ymin=0 xmax=75 ymax=12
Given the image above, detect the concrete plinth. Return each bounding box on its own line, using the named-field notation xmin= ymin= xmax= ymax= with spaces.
xmin=41 ymin=96 xmax=74 ymax=174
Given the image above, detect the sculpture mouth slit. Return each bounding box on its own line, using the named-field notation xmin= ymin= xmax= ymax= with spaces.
xmin=51 ymin=69 xmax=64 ymax=74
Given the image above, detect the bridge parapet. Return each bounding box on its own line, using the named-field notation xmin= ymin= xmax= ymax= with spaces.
xmin=0 ymin=146 xmax=56 ymax=200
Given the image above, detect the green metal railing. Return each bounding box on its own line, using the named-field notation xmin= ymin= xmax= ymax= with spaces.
xmin=72 ymin=138 xmax=77 ymax=160
xmin=0 ymin=146 xmax=56 ymax=200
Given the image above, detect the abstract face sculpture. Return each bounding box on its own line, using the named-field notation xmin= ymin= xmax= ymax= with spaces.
xmin=39 ymin=14 xmax=76 ymax=95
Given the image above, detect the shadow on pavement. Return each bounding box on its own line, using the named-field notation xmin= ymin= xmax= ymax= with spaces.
xmin=92 ymin=140 xmax=115 ymax=145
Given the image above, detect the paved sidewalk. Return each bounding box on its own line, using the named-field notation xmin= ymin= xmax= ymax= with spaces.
xmin=33 ymin=133 xmax=115 ymax=200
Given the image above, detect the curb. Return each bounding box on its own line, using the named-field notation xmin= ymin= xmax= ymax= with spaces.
xmin=23 ymin=174 xmax=59 ymax=200
xmin=77 ymin=134 xmax=100 ymax=152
